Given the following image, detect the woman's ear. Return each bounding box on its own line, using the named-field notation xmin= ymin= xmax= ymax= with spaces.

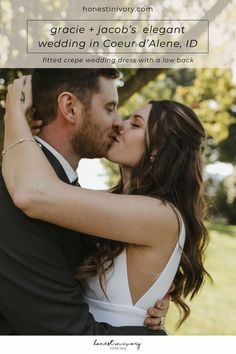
xmin=57 ymin=92 xmax=82 ymax=124
xmin=150 ymin=148 xmax=158 ymax=161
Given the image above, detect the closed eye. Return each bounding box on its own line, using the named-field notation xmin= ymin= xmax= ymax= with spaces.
xmin=131 ymin=123 xmax=140 ymax=128
xmin=106 ymin=102 xmax=117 ymax=113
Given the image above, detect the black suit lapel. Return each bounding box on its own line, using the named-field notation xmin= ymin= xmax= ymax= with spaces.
xmin=41 ymin=145 xmax=71 ymax=184
xmin=40 ymin=145 xmax=85 ymax=268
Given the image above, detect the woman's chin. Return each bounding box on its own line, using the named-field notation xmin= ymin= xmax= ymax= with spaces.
xmin=106 ymin=154 xmax=119 ymax=163
xmin=106 ymin=148 xmax=117 ymax=162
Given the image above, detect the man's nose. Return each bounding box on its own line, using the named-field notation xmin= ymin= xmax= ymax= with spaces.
xmin=113 ymin=117 xmax=124 ymax=134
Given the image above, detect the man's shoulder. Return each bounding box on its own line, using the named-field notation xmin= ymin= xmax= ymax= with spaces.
xmin=0 ymin=168 xmax=81 ymax=242
xmin=0 ymin=169 xmax=13 ymax=205
xmin=0 ymin=167 xmax=85 ymax=266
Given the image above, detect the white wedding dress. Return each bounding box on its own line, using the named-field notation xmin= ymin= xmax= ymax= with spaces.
xmin=84 ymin=215 xmax=186 ymax=326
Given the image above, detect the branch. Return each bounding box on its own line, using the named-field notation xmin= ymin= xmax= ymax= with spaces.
xmin=118 ymin=69 xmax=168 ymax=105
xmin=118 ymin=0 xmax=230 ymax=105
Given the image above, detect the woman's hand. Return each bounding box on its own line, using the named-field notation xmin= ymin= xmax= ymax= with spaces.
xmin=5 ymin=75 xmax=33 ymax=122
xmin=29 ymin=119 xmax=43 ymax=136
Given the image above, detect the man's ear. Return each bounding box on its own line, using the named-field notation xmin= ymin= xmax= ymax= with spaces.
xmin=57 ymin=92 xmax=82 ymax=123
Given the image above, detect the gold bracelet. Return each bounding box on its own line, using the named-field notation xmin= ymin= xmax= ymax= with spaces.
xmin=2 ymin=138 xmax=36 ymax=157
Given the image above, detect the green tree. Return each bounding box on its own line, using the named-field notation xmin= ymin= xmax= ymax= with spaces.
xmin=219 ymin=123 xmax=236 ymax=164
xmin=212 ymin=167 xmax=236 ymax=224
xmin=175 ymin=68 xmax=236 ymax=163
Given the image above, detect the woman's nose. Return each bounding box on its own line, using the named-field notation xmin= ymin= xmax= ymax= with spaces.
xmin=113 ymin=117 xmax=124 ymax=134
xmin=123 ymin=119 xmax=130 ymax=130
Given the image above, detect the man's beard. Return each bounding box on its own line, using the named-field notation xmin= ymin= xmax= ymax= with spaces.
xmin=71 ymin=110 xmax=112 ymax=159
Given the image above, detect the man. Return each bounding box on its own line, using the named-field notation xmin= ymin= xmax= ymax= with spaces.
xmin=0 ymin=69 xmax=168 ymax=334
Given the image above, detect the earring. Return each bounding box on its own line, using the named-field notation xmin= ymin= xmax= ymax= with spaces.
xmin=150 ymin=156 xmax=155 ymax=162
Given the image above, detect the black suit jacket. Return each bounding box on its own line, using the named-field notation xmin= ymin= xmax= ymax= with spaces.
xmin=0 ymin=147 xmax=166 ymax=335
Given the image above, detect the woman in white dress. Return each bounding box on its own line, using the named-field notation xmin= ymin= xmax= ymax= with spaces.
xmin=2 ymin=75 xmax=210 ymax=329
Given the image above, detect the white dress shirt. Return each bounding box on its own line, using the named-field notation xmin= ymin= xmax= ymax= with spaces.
xmin=35 ymin=136 xmax=78 ymax=184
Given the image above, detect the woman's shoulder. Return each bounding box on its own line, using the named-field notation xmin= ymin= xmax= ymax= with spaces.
xmin=144 ymin=197 xmax=182 ymax=247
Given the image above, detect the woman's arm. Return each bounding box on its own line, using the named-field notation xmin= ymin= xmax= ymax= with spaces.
xmin=3 ymin=76 xmax=178 ymax=248
xmin=3 ymin=75 xmax=59 ymax=202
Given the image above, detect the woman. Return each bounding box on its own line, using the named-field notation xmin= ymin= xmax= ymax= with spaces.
xmin=2 ymin=76 xmax=210 ymax=329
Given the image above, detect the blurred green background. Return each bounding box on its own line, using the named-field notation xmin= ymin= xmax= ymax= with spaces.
xmin=1 ymin=67 xmax=236 ymax=335
xmin=167 ymin=223 xmax=236 ymax=335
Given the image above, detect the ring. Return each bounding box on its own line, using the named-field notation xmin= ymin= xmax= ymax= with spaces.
xmin=20 ymin=91 xmax=25 ymax=103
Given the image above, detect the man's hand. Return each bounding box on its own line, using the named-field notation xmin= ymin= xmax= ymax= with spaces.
xmin=144 ymin=294 xmax=169 ymax=330
xmin=143 ymin=284 xmax=175 ymax=330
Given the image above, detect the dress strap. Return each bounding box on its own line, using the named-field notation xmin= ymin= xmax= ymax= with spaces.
xmin=134 ymin=205 xmax=186 ymax=309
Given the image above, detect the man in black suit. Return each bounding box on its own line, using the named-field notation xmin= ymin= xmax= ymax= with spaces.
xmin=0 ymin=69 xmax=168 ymax=334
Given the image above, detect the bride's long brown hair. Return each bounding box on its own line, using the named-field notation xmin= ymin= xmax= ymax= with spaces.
xmin=75 ymin=100 xmax=211 ymax=326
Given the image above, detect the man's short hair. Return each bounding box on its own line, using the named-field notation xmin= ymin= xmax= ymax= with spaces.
xmin=32 ymin=69 xmax=120 ymax=125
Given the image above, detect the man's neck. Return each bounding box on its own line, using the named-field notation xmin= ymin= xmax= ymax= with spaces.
xmin=38 ymin=131 xmax=80 ymax=171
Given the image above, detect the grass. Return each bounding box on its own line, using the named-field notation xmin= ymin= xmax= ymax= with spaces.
xmin=165 ymin=223 xmax=236 ymax=335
